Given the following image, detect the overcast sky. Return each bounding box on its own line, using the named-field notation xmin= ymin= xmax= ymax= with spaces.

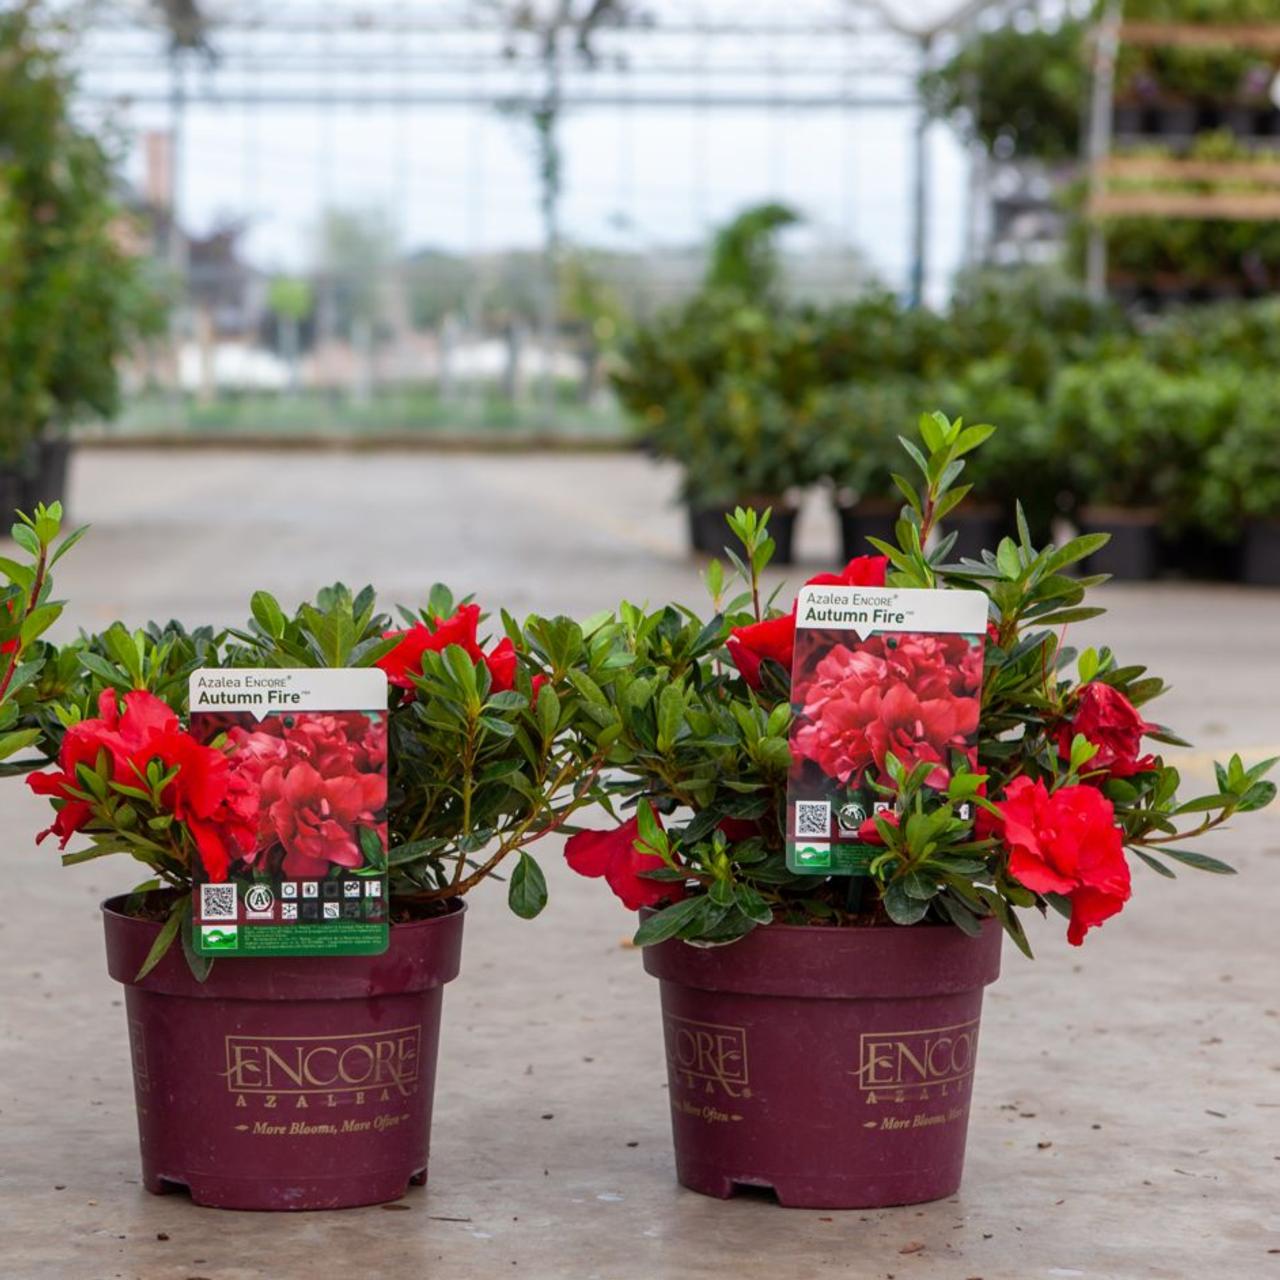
xmin=108 ymin=101 xmax=967 ymax=299
xmin=70 ymin=3 xmax=974 ymax=302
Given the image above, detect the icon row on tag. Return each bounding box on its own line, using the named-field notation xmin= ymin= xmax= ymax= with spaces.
xmin=279 ymin=880 xmax=382 ymax=900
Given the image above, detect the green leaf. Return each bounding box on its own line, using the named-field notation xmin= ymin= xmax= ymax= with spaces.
xmin=387 ymin=837 xmax=447 ymax=866
xmin=635 ymin=799 xmax=665 ymax=853
xmin=0 ymin=728 xmax=41 ymax=761
xmin=883 ymin=879 xmax=930 ymax=925
xmin=1159 ymin=847 xmax=1237 ymax=875
xmin=1175 ymin=793 xmax=1234 ymax=815
xmin=995 ymin=538 xmax=1022 ymax=581
xmin=1132 ymin=849 xmax=1176 ymax=879
xmin=1238 ymin=781 xmax=1277 ymax=813
xmin=135 ymin=899 xmax=185 ymax=981
xmin=632 ymin=895 xmax=708 ymax=946
xmin=250 ymin=591 xmax=287 ymax=639
xmin=486 ymin=690 xmax=528 ymax=711
xmin=49 ymin=524 xmax=90 ymax=568
xmin=535 ymin=684 xmax=560 ymax=740
xmin=10 ymin=524 xmax=39 ymax=557
xmin=507 ymin=852 xmax=548 ymax=919
xmin=180 ymin=905 xmax=214 ymax=983
xmin=900 ymin=870 xmax=939 ymax=901
xmin=77 ymin=652 xmax=126 ymax=686
xmin=358 ymin=824 xmax=387 ymax=871
xmin=656 ymin=684 xmax=684 ymax=754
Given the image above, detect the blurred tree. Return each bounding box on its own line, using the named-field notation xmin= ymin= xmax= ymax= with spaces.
xmin=705 ymin=202 xmax=801 ymax=302
xmin=484 ymin=1 xmax=642 ymax=410
xmin=314 ymin=208 xmax=398 ymax=401
xmin=403 ymin=249 xmax=474 ymax=331
xmin=0 ymin=3 xmax=163 ymax=483
xmin=266 ymin=275 xmax=313 ymax=392
xmin=559 ymin=248 xmax=626 ymax=401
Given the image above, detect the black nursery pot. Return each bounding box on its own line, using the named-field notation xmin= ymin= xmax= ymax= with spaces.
xmin=1242 ymin=520 xmax=1280 ymax=586
xmin=939 ymin=508 xmax=1006 ymax=563
xmin=836 ymin=502 xmax=899 ymax=562
xmin=1158 ymin=529 xmax=1241 ymax=583
xmin=1078 ymin=508 xmax=1162 ymax=581
xmin=0 ymin=464 xmax=25 ymax=518
xmin=688 ymin=503 xmax=797 ymax=564
xmin=24 ymin=438 xmax=73 ymax=511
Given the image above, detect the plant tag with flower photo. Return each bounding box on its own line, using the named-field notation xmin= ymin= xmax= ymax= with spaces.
xmin=785 ymin=587 xmax=988 ymax=876
xmin=188 ymin=668 xmax=390 ymax=957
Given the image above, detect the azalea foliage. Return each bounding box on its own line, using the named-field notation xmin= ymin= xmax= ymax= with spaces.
xmin=226 ymin=585 xmax=624 ymax=915
xmin=566 ymin=413 xmax=1277 ymax=954
xmin=23 ymin=581 xmax=627 ymax=974
xmin=0 ymin=502 xmax=86 ymax=770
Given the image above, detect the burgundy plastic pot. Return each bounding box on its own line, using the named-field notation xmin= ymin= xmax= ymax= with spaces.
xmin=643 ymin=918 xmax=1002 ymax=1209
xmin=103 ymin=894 xmax=464 ymax=1211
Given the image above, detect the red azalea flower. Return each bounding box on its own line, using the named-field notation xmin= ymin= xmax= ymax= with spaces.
xmin=377 ymin=604 xmax=483 ymax=688
xmin=856 ymin=810 xmax=900 ymax=845
xmin=27 ymin=689 xmax=257 ymax=880
xmin=224 ymin=713 xmax=388 ymax=875
xmin=1058 ymin=682 xmax=1157 ymax=779
xmin=377 ymin=604 xmax=523 ymax=695
xmin=726 ymin=612 xmax=797 ymax=690
xmin=1 ymin=595 xmax=21 ymax=655
xmin=727 ymin=555 xmax=889 ymax=688
xmin=717 ymin=816 xmax=762 ymax=844
xmin=805 ymin=555 xmax=891 ymax=590
xmin=259 ymin=760 xmax=387 ymax=878
xmin=792 ymin=634 xmax=981 ymax=790
xmin=564 ymin=807 xmax=684 ymax=911
xmin=483 ymin=637 xmax=518 ymax=693
xmin=995 ymin=776 xmax=1131 ymax=946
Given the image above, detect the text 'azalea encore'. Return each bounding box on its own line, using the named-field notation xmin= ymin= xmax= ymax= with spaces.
xmin=726 ymin=554 xmax=888 ymax=688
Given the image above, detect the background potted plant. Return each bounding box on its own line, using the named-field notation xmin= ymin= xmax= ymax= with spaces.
xmin=612 ymin=205 xmax=821 ymax=561
xmin=0 ymin=6 xmax=165 ymax=511
xmin=13 ymin=568 xmax=616 ymax=1210
xmin=565 ymin=414 xmax=1275 ymax=1209
xmin=815 ymin=379 xmax=923 ymax=562
xmin=1047 ymin=357 xmax=1241 ymax=579
xmin=1203 ymin=385 xmax=1280 ymax=585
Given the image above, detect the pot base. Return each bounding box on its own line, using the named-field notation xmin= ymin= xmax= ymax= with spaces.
xmin=141 ymin=1164 xmax=428 ymax=1212
xmin=674 ymin=1159 xmax=961 ymax=1210
xmin=645 ymin=919 xmax=1002 ymax=1210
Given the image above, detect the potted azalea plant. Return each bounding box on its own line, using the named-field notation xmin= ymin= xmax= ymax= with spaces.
xmin=565 ymin=413 xmax=1276 ymax=1209
xmin=11 ymin=559 xmax=620 ymax=1210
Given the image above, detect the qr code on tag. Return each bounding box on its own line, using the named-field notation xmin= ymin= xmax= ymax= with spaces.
xmin=794 ymin=801 xmax=831 ymax=838
xmin=200 ymin=883 xmax=238 ymax=921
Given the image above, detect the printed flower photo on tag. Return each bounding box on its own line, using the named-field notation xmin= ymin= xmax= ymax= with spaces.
xmin=785 ymin=587 xmax=988 ymax=876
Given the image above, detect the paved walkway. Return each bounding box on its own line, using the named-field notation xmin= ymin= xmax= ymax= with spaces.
xmin=2 ymin=448 xmax=1278 ymax=1279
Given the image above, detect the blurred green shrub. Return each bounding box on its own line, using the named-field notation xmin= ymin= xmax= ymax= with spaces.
xmin=0 ymin=6 xmax=164 ymax=465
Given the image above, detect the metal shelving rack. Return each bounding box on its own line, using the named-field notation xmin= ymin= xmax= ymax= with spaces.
xmin=1085 ymin=10 xmax=1280 ymax=299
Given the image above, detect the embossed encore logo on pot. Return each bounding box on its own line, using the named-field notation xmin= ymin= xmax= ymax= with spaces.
xmin=856 ymin=1019 xmax=980 ymax=1102
xmin=223 ymin=1026 xmax=421 ymax=1099
xmin=664 ymin=1015 xmax=751 ymax=1099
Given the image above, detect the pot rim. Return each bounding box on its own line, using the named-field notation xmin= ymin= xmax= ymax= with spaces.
xmin=641 ymin=914 xmax=1003 ymax=999
xmin=102 ymin=891 xmax=467 ymax=997
xmin=100 ymin=889 xmax=466 ymax=932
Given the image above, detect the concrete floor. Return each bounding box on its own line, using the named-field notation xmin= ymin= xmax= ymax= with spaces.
xmin=2 ymin=447 xmax=1279 ymax=1280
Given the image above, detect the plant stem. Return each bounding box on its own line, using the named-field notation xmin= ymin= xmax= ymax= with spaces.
xmin=0 ymin=540 xmax=47 ymax=703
